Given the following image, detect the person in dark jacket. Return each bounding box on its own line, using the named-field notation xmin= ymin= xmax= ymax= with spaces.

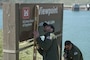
xmin=63 ymin=40 xmax=83 ymax=60
xmin=33 ymin=22 xmax=59 ymax=60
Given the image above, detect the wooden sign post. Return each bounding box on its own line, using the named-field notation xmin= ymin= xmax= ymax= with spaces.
xmin=3 ymin=3 xmax=63 ymax=60
xmin=3 ymin=3 xmax=19 ymax=60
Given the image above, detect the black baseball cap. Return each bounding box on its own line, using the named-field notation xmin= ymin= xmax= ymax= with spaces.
xmin=65 ymin=40 xmax=72 ymax=46
xmin=43 ymin=22 xmax=55 ymax=32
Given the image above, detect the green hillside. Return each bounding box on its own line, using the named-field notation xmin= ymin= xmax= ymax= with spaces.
xmin=16 ymin=0 xmax=90 ymax=5
xmin=0 ymin=0 xmax=90 ymax=5
xmin=0 ymin=30 xmax=3 ymax=60
xmin=60 ymin=0 xmax=90 ymax=5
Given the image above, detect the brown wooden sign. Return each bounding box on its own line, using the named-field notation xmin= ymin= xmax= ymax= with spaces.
xmin=19 ymin=4 xmax=35 ymax=41
xmin=38 ymin=4 xmax=63 ymax=35
xmin=17 ymin=3 xmax=63 ymax=41
xmin=3 ymin=3 xmax=63 ymax=60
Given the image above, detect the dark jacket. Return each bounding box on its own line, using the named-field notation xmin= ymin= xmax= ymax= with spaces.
xmin=37 ymin=32 xmax=59 ymax=60
xmin=64 ymin=44 xmax=83 ymax=60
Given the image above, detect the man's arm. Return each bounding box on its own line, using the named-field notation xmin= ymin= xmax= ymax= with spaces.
xmin=37 ymin=35 xmax=53 ymax=51
xmin=33 ymin=31 xmax=54 ymax=51
xmin=37 ymin=48 xmax=43 ymax=55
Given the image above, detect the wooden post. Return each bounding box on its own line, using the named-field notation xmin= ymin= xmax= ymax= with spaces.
xmin=33 ymin=5 xmax=39 ymax=60
xmin=3 ymin=3 xmax=19 ymax=60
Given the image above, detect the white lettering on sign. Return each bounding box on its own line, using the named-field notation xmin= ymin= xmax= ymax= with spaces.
xmin=23 ymin=23 xmax=32 ymax=27
xmin=44 ymin=20 xmax=55 ymax=24
xmin=39 ymin=7 xmax=58 ymax=16
xmin=22 ymin=20 xmax=34 ymax=27
xmin=24 ymin=9 xmax=29 ymax=16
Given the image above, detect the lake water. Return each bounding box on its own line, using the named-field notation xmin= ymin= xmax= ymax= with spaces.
xmin=63 ymin=10 xmax=90 ymax=60
xmin=0 ymin=9 xmax=2 ymax=29
xmin=0 ymin=9 xmax=90 ymax=60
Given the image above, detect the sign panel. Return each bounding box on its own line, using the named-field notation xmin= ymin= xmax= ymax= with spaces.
xmin=19 ymin=4 xmax=35 ymax=41
xmin=38 ymin=4 xmax=63 ymax=35
xmin=22 ymin=7 xmax=30 ymax=19
xmin=18 ymin=3 xmax=63 ymax=41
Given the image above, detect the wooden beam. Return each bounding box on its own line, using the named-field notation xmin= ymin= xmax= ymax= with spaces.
xmin=33 ymin=5 xmax=39 ymax=60
xmin=3 ymin=3 xmax=19 ymax=60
